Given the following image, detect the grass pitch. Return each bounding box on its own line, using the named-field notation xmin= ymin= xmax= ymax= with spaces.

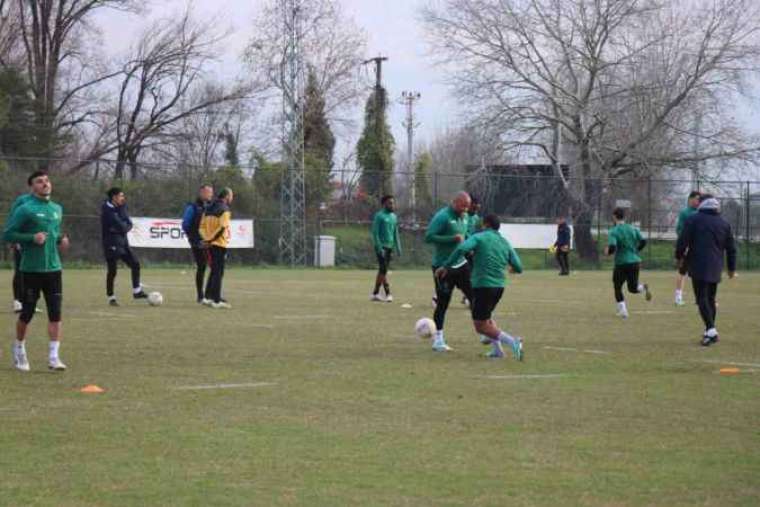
xmin=1 ymin=268 xmax=758 ymax=506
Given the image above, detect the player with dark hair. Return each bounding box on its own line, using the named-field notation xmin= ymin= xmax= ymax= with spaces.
xmin=101 ymin=187 xmax=147 ymax=306
xmin=182 ymin=184 xmax=214 ymax=303
xmin=604 ymin=207 xmax=652 ymax=318
xmin=425 ymin=191 xmax=473 ymax=352
xmin=370 ymin=194 xmax=401 ymax=302
xmin=436 ymin=213 xmax=524 ymax=360
xmin=676 ymin=194 xmax=737 ymax=346
xmin=466 ymin=197 xmax=482 ymax=237
xmin=200 ymin=187 xmax=234 ymax=309
xmin=674 ymin=190 xmax=701 ymax=306
xmin=554 ymin=215 xmax=571 ymax=276
xmin=3 ymin=171 xmax=70 ymax=371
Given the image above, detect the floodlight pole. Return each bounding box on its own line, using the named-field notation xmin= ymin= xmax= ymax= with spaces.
xmin=401 ymin=91 xmax=421 ymax=224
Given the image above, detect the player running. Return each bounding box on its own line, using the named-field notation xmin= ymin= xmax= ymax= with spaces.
xmin=182 ymin=184 xmax=214 ymax=303
xmin=674 ymin=191 xmax=701 ymax=306
xmin=676 ymin=194 xmax=737 ymax=346
xmin=101 ymin=187 xmax=147 ymax=306
xmin=370 ymin=195 xmax=401 ymax=302
xmin=3 ymin=171 xmax=70 ymax=371
xmin=604 ymin=207 xmax=652 ymax=319
xmin=200 ymin=187 xmax=233 ymax=309
xmin=435 ymin=214 xmax=524 ymax=360
xmin=425 ymin=191 xmax=474 ymax=352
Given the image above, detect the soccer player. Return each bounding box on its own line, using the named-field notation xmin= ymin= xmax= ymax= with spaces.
xmin=200 ymin=187 xmax=233 ymax=309
xmin=101 ymin=187 xmax=147 ymax=306
xmin=182 ymin=184 xmax=214 ymax=303
xmin=3 ymin=171 xmax=69 ymax=371
xmin=674 ymin=191 xmax=701 ymax=306
xmin=370 ymin=194 xmax=401 ymax=302
xmin=554 ymin=215 xmax=571 ymax=276
xmin=604 ymin=207 xmax=652 ymax=318
xmin=8 ymin=180 xmax=34 ymax=312
xmin=425 ymin=191 xmax=474 ymax=352
xmin=675 ymin=194 xmax=736 ymax=346
xmin=435 ymin=214 xmax=524 ymax=360
xmin=466 ymin=197 xmax=482 ymax=237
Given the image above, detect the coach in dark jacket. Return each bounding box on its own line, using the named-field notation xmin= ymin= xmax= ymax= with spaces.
xmin=101 ymin=187 xmax=147 ymax=305
xmin=675 ymin=194 xmax=736 ymax=346
xmin=182 ymin=184 xmax=214 ymax=303
xmin=554 ymin=216 xmax=571 ymax=275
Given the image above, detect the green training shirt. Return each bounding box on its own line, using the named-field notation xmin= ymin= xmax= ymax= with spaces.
xmin=466 ymin=212 xmax=481 ymax=237
xmin=443 ymin=229 xmax=523 ymax=288
xmin=675 ymin=206 xmax=697 ymax=236
xmin=607 ymin=222 xmax=643 ymax=266
xmin=371 ymin=208 xmax=401 ymax=255
xmin=3 ymin=195 xmax=63 ymax=272
xmin=425 ymin=206 xmax=468 ymax=268
xmin=10 ymin=193 xmax=33 ymax=215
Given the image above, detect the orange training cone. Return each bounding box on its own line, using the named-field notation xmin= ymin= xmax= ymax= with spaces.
xmin=719 ymin=368 xmax=740 ymax=376
xmin=80 ymin=384 xmax=106 ymax=393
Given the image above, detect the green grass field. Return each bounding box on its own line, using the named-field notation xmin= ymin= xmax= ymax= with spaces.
xmin=1 ymin=269 xmax=758 ymax=506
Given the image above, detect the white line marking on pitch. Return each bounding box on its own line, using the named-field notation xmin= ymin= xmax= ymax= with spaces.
xmin=692 ymin=359 xmax=760 ymax=368
xmin=174 ymin=382 xmax=277 ymax=391
xmin=543 ymin=346 xmax=611 ymax=355
xmin=481 ymin=374 xmax=569 ymax=380
xmin=632 ymin=310 xmax=675 ymax=315
xmin=273 ymin=315 xmax=329 ymax=320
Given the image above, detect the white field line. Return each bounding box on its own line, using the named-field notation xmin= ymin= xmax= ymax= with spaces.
xmin=174 ymin=382 xmax=277 ymax=391
xmin=692 ymin=359 xmax=760 ymax=368
xmin=480 ymin=374 xmax=569 ymax=380
xmin=273 ymin=315 xmax=329 ymax=320
xmin=632 ymin=310 xmax=675 ymax=315
xmin=543 ymin=346 xmax=611 ymax=355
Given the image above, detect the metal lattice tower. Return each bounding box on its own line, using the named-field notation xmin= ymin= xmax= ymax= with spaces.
xmin=279 ymin=0 xmax=307 ymax=266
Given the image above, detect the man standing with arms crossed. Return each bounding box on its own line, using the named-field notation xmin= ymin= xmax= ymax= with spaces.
xmin=370 ymin=195 xmax=401 ymax=302
xmin=676 ymin=194 xmax=736 ymax=346
xmin=200 ymin=187 xmax=233 ymax=309
xmin=3 ymin=171 xmax=69 ymax=371
xmin=674 ymin=191 xmax=701 ymax=306
xmin=425 ymin=191 xmax=473 ymax=352
xmin=182 ymin=184 xmax=214 ymax=303
xmin=436 ymin=214 xmax=524 ymax=360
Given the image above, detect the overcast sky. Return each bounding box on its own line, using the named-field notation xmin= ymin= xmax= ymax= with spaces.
xmin=93 ymin=0 xmax=760 ymax=167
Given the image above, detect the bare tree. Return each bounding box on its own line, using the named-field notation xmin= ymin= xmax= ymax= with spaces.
xmin=11 ymin=0 xmax=139 ymax=162
xmin=245 ymin=0 xmax=367 ymax=137
xmin=112 ymin=9 xmax=250 ymax=179
xmin=421 ymin=0 xmax=760 ymax=259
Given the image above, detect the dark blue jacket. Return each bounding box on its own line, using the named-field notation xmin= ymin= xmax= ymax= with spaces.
xmin=182 ymin=199 xmax=207 ymax=247
xmin=555 ymin=223 xmax=571 ymax=247
xmin=676 ymin=209 xmax=736 ymax=283
xmin=101 ymin=200 xmax=133 ymax=257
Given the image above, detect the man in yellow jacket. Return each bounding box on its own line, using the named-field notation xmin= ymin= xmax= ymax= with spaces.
xmin=199 ymin=187 xmax=234 ymax=309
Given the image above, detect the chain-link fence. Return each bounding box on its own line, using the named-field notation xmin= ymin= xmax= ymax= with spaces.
xmin=1 ymin=156 xmax=759 ymax=270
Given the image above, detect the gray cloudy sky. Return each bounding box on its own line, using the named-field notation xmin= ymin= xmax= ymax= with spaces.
xmin=94 ymin=0 xmax=759 ymax=165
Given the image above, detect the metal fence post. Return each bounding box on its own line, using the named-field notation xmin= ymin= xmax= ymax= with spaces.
xmin=647 ymin=176 xmax=653 ymax=266
xmin=746 ymin=181 xmax=751 ymax=271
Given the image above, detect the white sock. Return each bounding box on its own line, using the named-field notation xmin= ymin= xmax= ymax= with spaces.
xmin=497 ymin=331 xmax=516 ymax=348
xmin=637 ymin=284 xmax=645 ymax=293
xmin=675 ymin=289 xmax=683 ymax=300
xmin=617 ymin=301 xmax=627 ymax=312
xmin=433 ymin=330 xmax=444 ymax=344
xmin=491 ymin=340 xmax=504 ymax=355
xmin=108 ymin=295 xmax=117 ymax=302
xmin=706 ymin=328 xmax=718 ymax=338
xmin=49 ymin=340 xmax=60 ymax=361
xmin=14 ymin=339 xmax=25 ymax=351
xmin=132 ymin=285 xmax=143 ymax=295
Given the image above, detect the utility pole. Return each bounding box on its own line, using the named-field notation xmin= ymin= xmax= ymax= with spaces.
xmin=279 ymin=0 xmax=307 ymax=266
xmin=363 ymin=56 xmax=388 ymax=195
xmin=400 ymin=91 xmax=421 ymax=224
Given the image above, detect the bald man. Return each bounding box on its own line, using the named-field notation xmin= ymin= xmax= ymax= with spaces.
xmin=424 ymin=191 xmax=474 ymax=352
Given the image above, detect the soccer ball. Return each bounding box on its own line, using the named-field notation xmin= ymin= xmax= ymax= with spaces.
xmin=147 ymin=291 xmax=163 ymax=306
xmin=415 ymin=318 xmax=436 ymax=339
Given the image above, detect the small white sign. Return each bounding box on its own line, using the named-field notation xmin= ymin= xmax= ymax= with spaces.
xmin=127 ymin=217 xmax=254 ymax=249
xmin=499 ymin=224 xmax=573 ymax=249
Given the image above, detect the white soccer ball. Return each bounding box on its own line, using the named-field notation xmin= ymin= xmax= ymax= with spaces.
xmin=415 ymin=318 xmax=436 ymax=339
xmin=147 ymin=291 xmax=164 ymax=306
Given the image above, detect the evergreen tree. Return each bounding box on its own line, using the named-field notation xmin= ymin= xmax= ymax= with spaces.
xmin=303 ymin=69 xmax=335 ymax=206
xmin=357 ymin=88 xmax=395 ymax=202
xmin=414 ymin=151 xmax=434 ymax=212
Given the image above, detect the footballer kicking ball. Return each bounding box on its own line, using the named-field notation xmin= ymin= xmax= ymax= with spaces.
xmin=147 ymin=291 xmax=164 ymax=306
xmin=415 ymin=318 xmax=436 ymax=339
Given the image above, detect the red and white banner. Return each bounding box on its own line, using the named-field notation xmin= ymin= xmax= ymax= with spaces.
xmin=127 ymin=217 xmax=254 ymax=249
